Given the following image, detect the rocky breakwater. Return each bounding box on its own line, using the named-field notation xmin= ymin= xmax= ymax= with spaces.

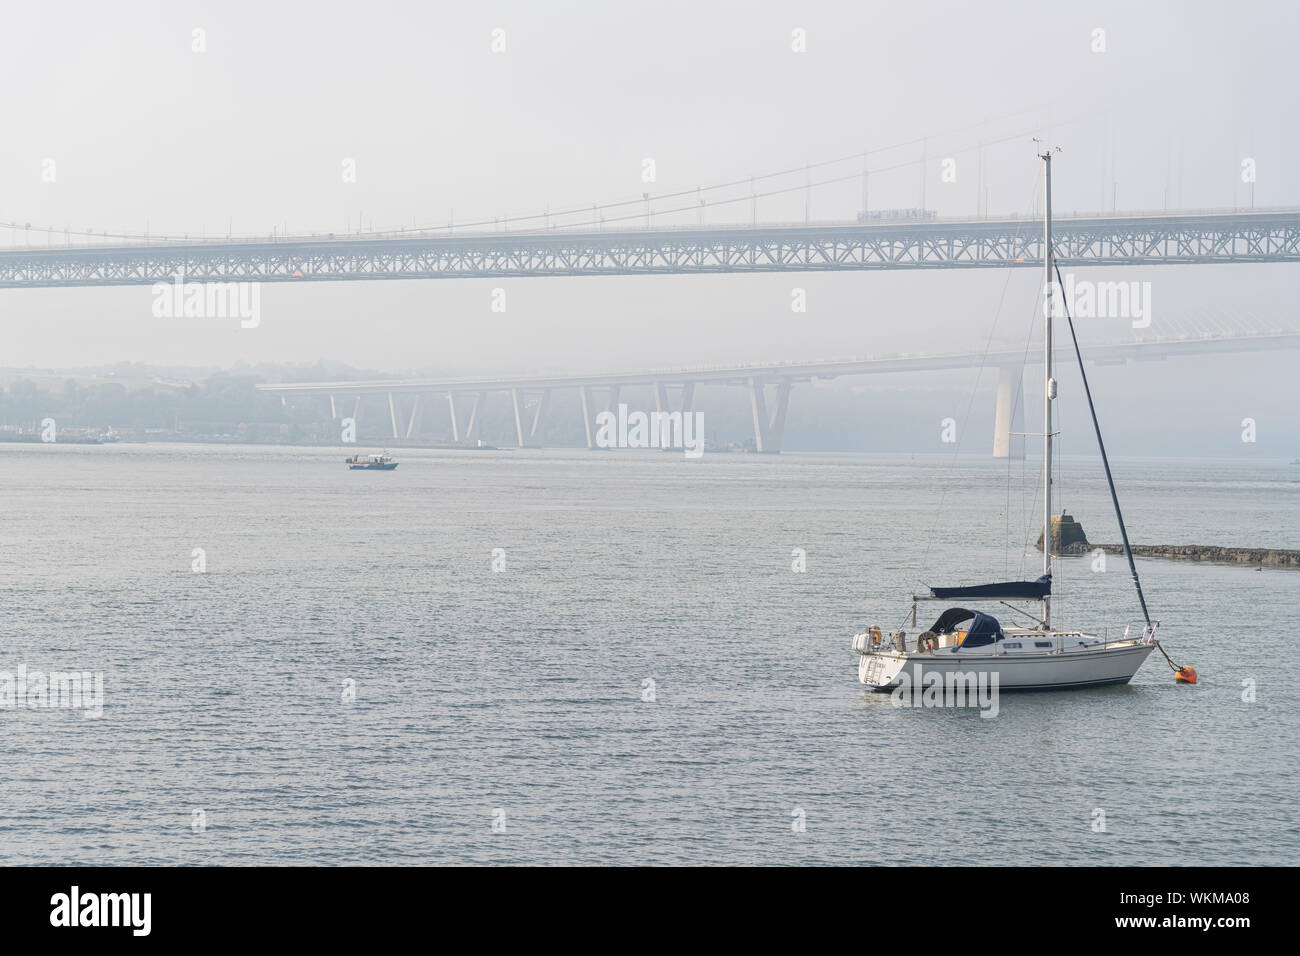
xmin=1035 ymin=514 xmax=1300 ymax=569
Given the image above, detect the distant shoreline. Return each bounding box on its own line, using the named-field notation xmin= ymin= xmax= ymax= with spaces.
xmin=0 ymin=435 xmax=503 ymax=450
xmin=2 ymin=435 xmax=1298 ymax=463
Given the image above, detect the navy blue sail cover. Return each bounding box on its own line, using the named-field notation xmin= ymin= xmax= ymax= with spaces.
xmin=928 ymin=574 xmax=1051 ymax=601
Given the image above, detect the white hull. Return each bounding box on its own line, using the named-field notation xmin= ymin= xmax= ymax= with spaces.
xmin=856 ymin=641 xmax=1155 ymax=691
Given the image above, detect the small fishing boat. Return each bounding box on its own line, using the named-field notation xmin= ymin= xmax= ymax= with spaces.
xmin=851 ymin=148 xmax=1194 ymax=691
xmin=346 ymin=453 xmax=398 ymax=470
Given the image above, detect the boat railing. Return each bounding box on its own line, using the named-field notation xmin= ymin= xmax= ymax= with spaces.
xmin=1099 ymin=623 xmax=1160 ymax=648
xmin=853 ymin=624 xmax=909 ymax=655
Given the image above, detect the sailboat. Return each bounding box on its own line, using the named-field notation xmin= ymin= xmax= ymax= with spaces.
xmin=851 ymin=149 xmax=1194 ymax=691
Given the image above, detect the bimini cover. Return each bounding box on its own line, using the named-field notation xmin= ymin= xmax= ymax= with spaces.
xmin=929 ymin=574 xmax=1051 ymax=601
xmin=929 ymin=607 xmax=976 ymax=635
xmin=962 ymin=612 xmax=1005 ymax=648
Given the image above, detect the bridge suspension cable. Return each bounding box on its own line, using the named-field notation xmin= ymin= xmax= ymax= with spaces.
xmin=1 ymin=106 xmax=1071 ymax=247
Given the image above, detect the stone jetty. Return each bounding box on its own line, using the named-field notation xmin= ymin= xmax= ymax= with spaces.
xmin=1035 ymin=514 xmax=1300 ymax=568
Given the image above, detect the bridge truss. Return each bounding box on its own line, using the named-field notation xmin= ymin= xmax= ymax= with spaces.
xmin=3 ymin=210 xmax=1300 ymax=288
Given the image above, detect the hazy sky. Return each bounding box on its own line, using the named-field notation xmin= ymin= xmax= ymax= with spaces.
xmin=2 ymin=0 xmax=1299 ymax=375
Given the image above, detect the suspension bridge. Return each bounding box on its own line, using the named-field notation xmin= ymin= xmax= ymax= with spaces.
xmin=1 ymin=208 xmax=1299 ymax=288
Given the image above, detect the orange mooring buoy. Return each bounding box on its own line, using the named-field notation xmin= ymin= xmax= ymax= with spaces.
xmin=1175 ymin=665 xmax=1198 ymax=684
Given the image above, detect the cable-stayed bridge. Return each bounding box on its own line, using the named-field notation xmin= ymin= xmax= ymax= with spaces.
xmin=257 ymin=321 xmax=1300 ymax=456
xmin=3 ymin=208 xmax=1300 ymax=288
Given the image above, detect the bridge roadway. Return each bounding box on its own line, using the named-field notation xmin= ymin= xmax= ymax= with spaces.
xmin=256 ymin=328 xmax=1300 ymax=456
xmin=4 ymin=209 xmax=1300 ymax=287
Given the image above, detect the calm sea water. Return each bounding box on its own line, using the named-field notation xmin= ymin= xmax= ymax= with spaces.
xmin=2 ymin=442 xmax=1297 ymax=865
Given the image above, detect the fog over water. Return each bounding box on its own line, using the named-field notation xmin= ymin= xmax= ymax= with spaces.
xmin=1 ymin=2 xmax=1297 ymax=871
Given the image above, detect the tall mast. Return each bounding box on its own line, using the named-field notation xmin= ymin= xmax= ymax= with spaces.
xmin=1041 ymin=149 xmax=1055 ymax=629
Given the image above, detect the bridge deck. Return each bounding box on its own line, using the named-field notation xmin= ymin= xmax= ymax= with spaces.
xmin=256 ymin=330 xmax=1300 ymax=396
xmin=5 ymin=210 xmax=1300 ymax=287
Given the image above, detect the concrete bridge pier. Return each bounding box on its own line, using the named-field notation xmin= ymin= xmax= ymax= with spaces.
xmin=446 ymin=390 xmax=486 ymax=442
xmin=579 ymin=384 xmax=625 ymax=449
xmin=528 ymin=388 xmax=550 ymax=445
xmin=651 ymin=381 xmax=698 ymax=449
xmin=767 ymin=379 xmax=791 ymax=451
xmin=653 ymin=382 xmax=677 ymax=448
xmin=748 ymin=377 xmax=793 ymax=453
xmin=464 ymin=391 xmax=487 ymax=443
xmin=446 ymin=392 xmax=461 ymax=441
xmin=579 ymin=386 xmax=595 ymax=448
xmin=405 ymin=394 xmax=423 ymax=438
xmin=510 ymin=389 xmax=525 ymax=447
xmin=513 ymin=388 xmax=551 ymax=447
xmin=992 ymin=365 xmax=1025 ymax=459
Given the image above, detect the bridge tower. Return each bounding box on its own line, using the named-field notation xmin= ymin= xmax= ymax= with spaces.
xmin=992 ymin=366 xmax=1025 ymax=459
